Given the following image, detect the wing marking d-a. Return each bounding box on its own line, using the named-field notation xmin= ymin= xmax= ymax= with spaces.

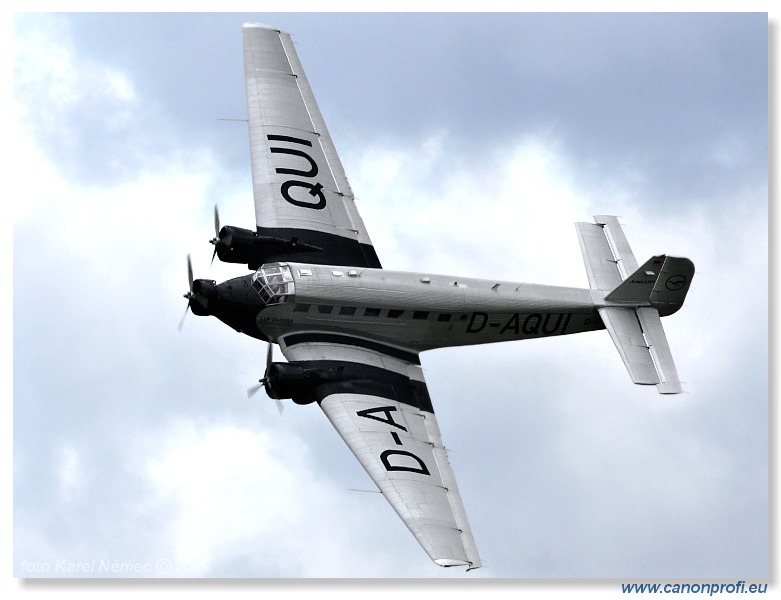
xmin=279 ymin=336 xmax=481 ymax=569
xmin=243 ymin=24 xmax=381 ymax=268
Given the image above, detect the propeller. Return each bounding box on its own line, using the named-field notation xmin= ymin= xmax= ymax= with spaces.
xmin=246 ymin=381 xmax=263 ymax=399
xmin=178 ymin=254 xmax=195 ymax=332
xmin=247 ymin=342 xmax=284 ymax=415
xmin=210 ymin=204 xmax=221 ymax=264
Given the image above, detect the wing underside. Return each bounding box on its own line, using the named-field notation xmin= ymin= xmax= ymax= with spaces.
xmin=279 ymin=335 xmax=481 ymax=569
xmin=243 ymin=24 xmax=381 ymax=268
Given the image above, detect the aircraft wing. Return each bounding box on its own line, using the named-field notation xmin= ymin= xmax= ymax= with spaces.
xmin=278 ymin=334 xmax=482 ymax=569
xmin=243 ymin=24 xmax=381 ymax=268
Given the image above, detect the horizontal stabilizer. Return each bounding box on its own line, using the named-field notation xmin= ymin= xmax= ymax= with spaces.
xmin=598 ymin=307 xmax=682 ymax=394
xmin=576 ymin=215 xmax=639 ymax=291
xmin=577 ymin=215 xmax=691 ymax=394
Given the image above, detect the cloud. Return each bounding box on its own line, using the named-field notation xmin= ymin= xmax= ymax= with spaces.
xmin=10 ymin=26 xmax=432 ymax=572
xmin=140 ymin=419 xmax=343 ymax=575
xmin=12 ymin=12 xmax=767 ymax=580
xmin=346 ymin=129 xmax=767 ymax=577
xmin=55 ymin=444 xmax=84 ymax=503
xmin=14 ymin=14 xmax=137 ymax=116
xmin=13 ymin=14 xmax=142 ymax=180
xmin=349 ymin=132 xmax=588 ymax=286
xmin=14 ymin=104 xmax=767 ymax=578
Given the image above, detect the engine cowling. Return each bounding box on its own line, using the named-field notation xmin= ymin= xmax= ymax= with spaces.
xmin=263 ymin=362 xmax=336 ymax=405
xmin=188 ymin=279 xmax=218 ymax=316
xmin=212 ymin=225 xmax=321 ymax=269
xmin=258 ymin=360 xmax=429 ymax=411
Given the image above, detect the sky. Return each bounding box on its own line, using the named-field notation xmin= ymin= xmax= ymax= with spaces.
xmin=10 ymin=10 xmax=769 ymax=584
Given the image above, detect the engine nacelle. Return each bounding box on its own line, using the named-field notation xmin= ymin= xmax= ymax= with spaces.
xmin=212 ymin=225 xmax=321 ymax=269
xmin=188 ymin=279 xmax=218 ymax=316
xmin=263 ymin=362 xmax=336 ymax=405
xmin=258 ymin=360 xmax=425 ymax=410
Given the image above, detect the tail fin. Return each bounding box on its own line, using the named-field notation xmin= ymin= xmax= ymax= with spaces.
xmin=604 ymin=255 xmax=694 ymax=313
xmin=575 ymin=216 xmax=694 ymax=394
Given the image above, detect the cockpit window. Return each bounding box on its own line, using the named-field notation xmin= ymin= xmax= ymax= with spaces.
xmin=251 ymin=263 xmax=296 ymax=306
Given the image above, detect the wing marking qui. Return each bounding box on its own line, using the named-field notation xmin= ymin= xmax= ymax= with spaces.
xmin=243 ymin=24 xmax=381 ymax=268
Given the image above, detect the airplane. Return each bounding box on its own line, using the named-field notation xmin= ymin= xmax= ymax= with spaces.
xmin=180 ymin=23 xmax=694 ymax=571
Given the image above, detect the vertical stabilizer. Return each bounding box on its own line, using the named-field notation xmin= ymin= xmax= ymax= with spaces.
xmin=604 ymin=255 xmax=694 ymax=313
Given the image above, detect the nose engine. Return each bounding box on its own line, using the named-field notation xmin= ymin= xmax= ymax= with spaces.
xmin=188 ymin=278 xmax=218 ymax=316
xmin=177 ymin=255 xmax=222 ymax=331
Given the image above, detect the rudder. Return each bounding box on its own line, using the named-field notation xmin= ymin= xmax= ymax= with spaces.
xmin=604 ymin=255 xmax=694 ymax=315
xmin=648 ymin=256 xmax=694 ymax=314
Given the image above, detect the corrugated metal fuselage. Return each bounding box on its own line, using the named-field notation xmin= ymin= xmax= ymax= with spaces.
xmin=252 ymin=263 xmax=604 ymax=352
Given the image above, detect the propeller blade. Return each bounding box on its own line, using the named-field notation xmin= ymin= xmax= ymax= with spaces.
xmin=187 ymin=254 xmax=194 ymax=293
xmin=247 ymin=382 xmax=263 ymax=398
xmin=251 ymin=344 xmax=283 ymax=413
xmin=178 ymin=305 xmax=190 ymax=332
xmin=266 ymin=343 xmax=283 ymax=414
xmin=179 ymin=254 xmax=194 ymax=332
xmin=210 ymin=205 xmax=221 ymax=265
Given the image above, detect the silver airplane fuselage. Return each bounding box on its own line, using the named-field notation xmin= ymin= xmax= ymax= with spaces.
xmin=252 ymin=262 xmax=606 ymax=351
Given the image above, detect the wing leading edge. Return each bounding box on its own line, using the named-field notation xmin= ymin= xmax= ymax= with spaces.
xmin=243 ymin=24 xmax=381 ymax=268
xmin=279 ymin=335 xmax=481 ymax=569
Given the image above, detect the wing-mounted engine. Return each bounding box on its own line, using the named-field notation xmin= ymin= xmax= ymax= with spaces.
xmin=260 ymin=354 xmax=428 ymax=408
xmin=262 ymin=361 xmax=342 ymax=405
xmin=211 ymin=224 xmax=321 ymax=270
xmin=209 ymin=205 xmax=321 ymax=269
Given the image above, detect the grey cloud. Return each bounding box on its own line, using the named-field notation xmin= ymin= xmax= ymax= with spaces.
xmin=13 ymin=12 xmax=767 ymax=579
